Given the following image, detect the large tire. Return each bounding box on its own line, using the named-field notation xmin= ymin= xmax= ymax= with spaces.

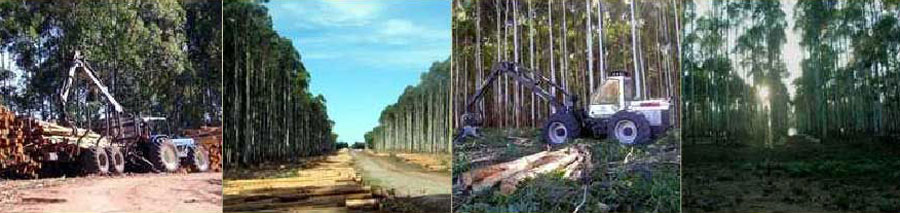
xmin=187 ymin=146 xmax=210 ymax=172
xmin=543 ymin=111 xmax=581 ymax=144
xmin=80 ymin=146 xmax=110 ymax=175
xmin=607 ymin=111 xmax=652 ymax=145
xmin=147 ymin=139 xmax=180 ymax=172
xmin=106 ymin=147 xmax=125 ymax=174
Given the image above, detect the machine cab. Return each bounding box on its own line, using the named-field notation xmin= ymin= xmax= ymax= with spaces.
xmin=588 ymin=71 xmax=634 ymax=118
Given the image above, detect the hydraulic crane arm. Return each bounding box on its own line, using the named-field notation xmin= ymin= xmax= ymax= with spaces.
xmin=461 ymin=62 xmax=576 ymax=124
xmin=455 ymin=62 xmax=578 ymax=143
xmin=59 ymin=51 xmax=124 ymax=113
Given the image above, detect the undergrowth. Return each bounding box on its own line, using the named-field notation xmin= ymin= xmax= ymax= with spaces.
xmin=454 ymin=128 xmax=682 ymax=212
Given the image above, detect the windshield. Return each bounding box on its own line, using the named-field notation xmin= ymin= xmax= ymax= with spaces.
xmin=591 ymin=79 xmax=621 ymax=105
xmin=145 ymin=120 xmax=171 ymax=135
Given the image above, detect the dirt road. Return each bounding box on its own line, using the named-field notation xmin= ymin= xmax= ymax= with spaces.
xmin=349 ymin=150 xmax=450 ymax=197
xmin=0 ymin=172 xmax=222 ymax=213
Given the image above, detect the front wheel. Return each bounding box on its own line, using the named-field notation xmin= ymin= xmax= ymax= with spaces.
xmin=543 ymin=112 xmax=581 ymax=144
xmin=187 ymin=146 xmax=210 ymax=172
xmin=147 ymin=139 xmax=180 ymax=172
xmin=607 ymin=111 xmax=652 ymax=145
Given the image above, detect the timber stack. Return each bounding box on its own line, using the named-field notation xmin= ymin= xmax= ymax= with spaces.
xmin=224 ymin=149 xmax=377 ymax=211
xmin=0 ymin=104 xmax=111 ymax=178
xmin=185 ymin=126 xmax=222 ymax=172
xmin=0 ymin=106 xmax=39 ymax=177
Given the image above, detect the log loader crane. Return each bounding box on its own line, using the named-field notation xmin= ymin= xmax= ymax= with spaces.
xmin=454 ymin=62 xmax=672 ymax=146
xmin=50 ymin=51 xmax=209 ymax=175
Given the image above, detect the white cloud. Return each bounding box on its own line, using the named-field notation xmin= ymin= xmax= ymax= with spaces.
xmin=269 ymin=1 xmax=383 ymax=29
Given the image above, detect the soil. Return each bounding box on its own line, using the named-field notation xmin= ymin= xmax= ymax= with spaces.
xmin=683 ymin=137 xmax=900 ymax=212
xmin=0 ymin=172 xmax=223 ymax=213
xmin=350 ymin=149 xmax=451 ymax=212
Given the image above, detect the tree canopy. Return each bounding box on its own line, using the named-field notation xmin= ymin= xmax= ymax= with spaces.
xmin=224 ymin=0 xmax=337 ymax=168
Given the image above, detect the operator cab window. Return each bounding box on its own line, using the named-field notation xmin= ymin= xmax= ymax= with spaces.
xmin=592 ymin=79 xmax=620 ymax=106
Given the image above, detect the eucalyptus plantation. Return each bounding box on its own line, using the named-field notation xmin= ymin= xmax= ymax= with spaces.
xmin=365 ymin=60 xmax=451 ymax=153
xmin=451 ymin=0 xmax=680 ymax=131
xmin=224 ymin=0 xmax=336 ymax=168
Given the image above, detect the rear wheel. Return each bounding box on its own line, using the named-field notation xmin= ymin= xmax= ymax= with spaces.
xmin=187 ymin=146 xmax=210 ymax=172
xmin=147 ymin=139 xmax=180 ymax=172
xmin=106 ymin=147 xmax=125 ymax=174
xmin=607 ymin=111 xmax=652 ymax=145
xmin=80 ymin=146 xmax=109 ymax=175
xmin=543 ymin=112 xmax=581 ymax=144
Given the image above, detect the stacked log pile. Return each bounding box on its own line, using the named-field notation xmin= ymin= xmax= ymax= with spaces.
xmin=184 ymin=126 xmax=222 ymax=172
xmin=224 ymin=149 xmax=377 ymax=211
xmin=0 ymin=104 xmax=111 ymax=178
xmin=0 ymin=106 xmax=39 ymax=177
xmin=459 ymin=144 xmax=592 ymax=194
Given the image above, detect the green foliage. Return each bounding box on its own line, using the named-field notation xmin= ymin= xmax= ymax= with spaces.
xmin=223 ymin=0 xmax=335 ymax=168
xmin=793 ymin=0 xmax=900 ymax=138
xmin=0 ymin=1 xmax=220 ymax=129
xmin=455 ymin=128 xmax=681 ymax=212
xmin=366 ymin=59 xmax=451 ymax=154
xmin=351 ymin=142 xmax=365 ymax=149
xmin=335 ymin=142 xmax=349 ymax=150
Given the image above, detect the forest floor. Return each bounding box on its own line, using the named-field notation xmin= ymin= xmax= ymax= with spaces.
xmin=452 ymin=128 xmax=681 ymax=212
xmin=350 ymin=149 xmax=452 ymax=212
xmin=0 ymin=172 xmax=223 ymax=213
xmin=683 ymin=136 xmax=900 ymax=212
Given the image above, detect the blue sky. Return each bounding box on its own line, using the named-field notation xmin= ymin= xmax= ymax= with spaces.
xmin=265 ymin=0 xmax=451 ymax=143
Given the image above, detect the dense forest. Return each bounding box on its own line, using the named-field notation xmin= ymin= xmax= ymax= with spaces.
xmin=224 ymin=0 xmax=336 ymax=168
xmin=682 ymin=0 xmax=900 ymax=144
xmin=451 ymin=0 xmax=680 ymax=130
xmin=0 ymin=1 xmax=221 ymax=130
xmin=364 ymin=59 xmax=451 ymax=154
xmin=682 ymin=0 xmax=900 ymax=211
xmin=794 ymin=0 xmax=900 ymax=138
xmin=681 ymin=0 xmax=791 ymax=144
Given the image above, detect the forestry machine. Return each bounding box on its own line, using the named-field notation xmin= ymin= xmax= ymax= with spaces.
xmin=454 ymin=62 xmax=672 ymax=146
xmin=52 ymin=50 xmax=209 ymax=175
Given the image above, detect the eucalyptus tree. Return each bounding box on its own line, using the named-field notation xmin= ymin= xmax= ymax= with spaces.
xmin=451 ymin=0 xmax=680 ymax=133
xmin=366 ymin=60 xmax=451 ymax=154
xmin=224 ymin=0 xmax=336 ymax=168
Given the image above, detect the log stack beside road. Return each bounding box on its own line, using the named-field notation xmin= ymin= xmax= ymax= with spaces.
xmin=184 ymin=126 xmax=222 ymax=172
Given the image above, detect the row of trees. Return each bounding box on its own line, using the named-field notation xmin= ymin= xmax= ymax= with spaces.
xmin=683 ymin=0 xmax=900 ymax=144
xmin=224 ymin=0 xmax=336 ymax=168
xmin=364 ymin=60 xmax=451 ymax=154
xmin=794 ymin=0 xmax=900 ymax=139
xmin=682 ymin=0 xmax=791 ymax=145
xmin=451 ymin=0 xmax=680 ymax=130
xmin=0 ymin=1 xmax=221 ymax=130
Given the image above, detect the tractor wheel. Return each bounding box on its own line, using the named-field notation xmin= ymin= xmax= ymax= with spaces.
xmin=106 ymin=147 xmax=126 ymax=174
xmin=147 ymin=139 xmax=180 ymax=172
xmin=607 ymin=111 xmax=652 ymax=145
xmin=543 ymin=111 xmax=581 ymax=144
xmin=80 ymin=146 xmax=110 ymax=175
xmin=187 ymin=146 xmax=210 ymax=172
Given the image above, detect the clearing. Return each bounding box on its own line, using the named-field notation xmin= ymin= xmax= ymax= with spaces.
xmin=683 ymin=136 xmax=900 ymax=212
xmin=0 ymin=172 xmax=223 ymax=213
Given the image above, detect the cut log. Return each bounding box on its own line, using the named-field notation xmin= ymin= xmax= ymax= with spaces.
xmin=460 ymin=150 xmax=551 ymax=189
xmin=461 ymin=145 xmax=594 ymax=194
xmin=499 ymin=150 xmax=580 ymax=194
xmin=345 ymin=198 xmax=378 ymax=209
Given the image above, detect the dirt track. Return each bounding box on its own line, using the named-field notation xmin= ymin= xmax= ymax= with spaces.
xmin=0 ymin=172 xmax=223 ymax=213
xmin=350 ymin=150 xmax=450 ymax=197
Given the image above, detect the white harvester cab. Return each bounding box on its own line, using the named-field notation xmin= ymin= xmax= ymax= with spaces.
xmin=586 ymin=71 xmax=672 ymax=145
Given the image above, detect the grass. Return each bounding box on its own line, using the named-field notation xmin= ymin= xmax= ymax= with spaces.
xmin=453 ymin=128 xmax=682 ymax=213
xmin=683 ymin=136 xmax=900 ymax=212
